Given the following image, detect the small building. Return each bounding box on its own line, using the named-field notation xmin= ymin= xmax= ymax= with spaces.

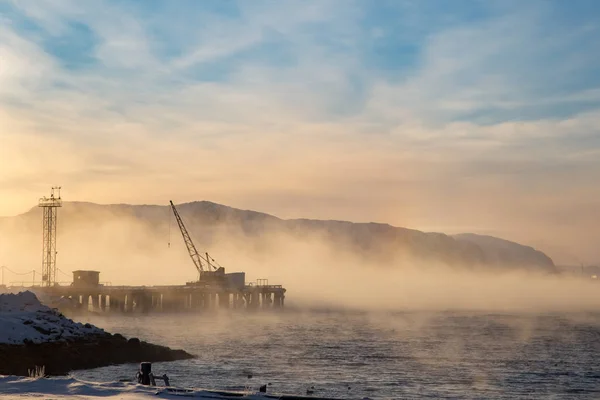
xmin=72 ymin=270 xmax=100 ymax=288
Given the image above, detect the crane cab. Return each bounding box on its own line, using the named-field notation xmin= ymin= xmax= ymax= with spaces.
xmin=199 ymin=267 xmax=226 ymax=286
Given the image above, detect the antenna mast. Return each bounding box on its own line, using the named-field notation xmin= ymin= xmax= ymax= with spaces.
xmin=39 ymin=187 xmax=62 ymax=287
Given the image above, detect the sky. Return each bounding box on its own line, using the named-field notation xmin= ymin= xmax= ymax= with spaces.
xmin=1 ymin=0 xmax=599 ymax=265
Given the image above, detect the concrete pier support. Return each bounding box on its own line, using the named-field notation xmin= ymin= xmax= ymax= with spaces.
xmin=131 ymin=294 xmax=137 ymax=312
xmin=273 ymin=293 xmax=282 ymax=308
xmin=117 ymin=296 xmax=126 ymax=312
xmin=193 ymin=293 xmax=203 ymax=309
xmin=250 ymin=291 xmax=260 ymax=309
xmin=219 ymin=292 xmax=230 ymax=308
xmin=109 ymin=296 xmax=120 ymax=312
xmin=139 ymin=293 xmax=152 ymax=313
xmin=162 ymin=293 xmax=176 ymax=312
xmin=233 ymin=293 xmax=240 ymax=309
xmin=263 ymin=293 xmax=272 ymax=308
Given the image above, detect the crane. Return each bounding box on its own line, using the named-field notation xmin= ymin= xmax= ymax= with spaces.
xmin=169 ymin=201 xmax=217 ymax=280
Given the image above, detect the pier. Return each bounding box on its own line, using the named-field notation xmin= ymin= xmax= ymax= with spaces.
xmin=0 ymin=192 xmax=287 ymax=314
xmin=2 ymin=270 xmax=285 ymax=314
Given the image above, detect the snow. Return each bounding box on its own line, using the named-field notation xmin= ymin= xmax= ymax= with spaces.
xmin=0 ymin=375 xmax=306 ymax=399
xmin=0 ymin=375 xmax=158 ymax=399
xmin=0 ymin=291 xmax=105 ymax=344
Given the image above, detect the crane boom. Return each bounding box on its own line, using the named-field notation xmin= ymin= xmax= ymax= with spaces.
xmin=169 ymin=200 xmax=205 ymax=276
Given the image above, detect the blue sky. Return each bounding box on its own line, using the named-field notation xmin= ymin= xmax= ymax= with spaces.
xmin=3 ymin=0 xmax=600 ymax=122
xmin=1 ymin=0 xmax=600 ymax=263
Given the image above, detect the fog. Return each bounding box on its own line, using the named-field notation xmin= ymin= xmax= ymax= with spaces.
xmin=0 ymin=206 xmax=598 ymax=313
xmin=72 ymin=289 xmax=600 ymax=398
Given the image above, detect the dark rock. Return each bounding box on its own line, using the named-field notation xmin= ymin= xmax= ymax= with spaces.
xmin=0 ymin=334 xmax=195 ymax=376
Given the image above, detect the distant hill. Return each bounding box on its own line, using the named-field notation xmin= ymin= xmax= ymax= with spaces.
xmin=176 ymin=201 xmax=554 ymax=271
xmin=0 ymin=201 xmax=556 ymax=277
xmin=452 ymin=233 xmax=555 ymax=272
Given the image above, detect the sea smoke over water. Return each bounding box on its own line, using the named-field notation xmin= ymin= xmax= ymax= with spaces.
xmin=0 ymin=203 xmax=597 ymax=313
xmin=75 ymin=308 xmax=600 ymax=398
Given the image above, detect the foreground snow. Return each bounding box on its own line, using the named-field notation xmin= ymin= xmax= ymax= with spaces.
xmin=0 ymin=291 xmax=104 ymax=344
xmin=0 ymin=375 xmax=334 ymax=399
xmin=0 ymin=375 xmax=156 ymax=399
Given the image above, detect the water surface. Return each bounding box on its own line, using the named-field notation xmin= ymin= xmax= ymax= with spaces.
xmin=73 ymin=310 xmax=600 ymax=399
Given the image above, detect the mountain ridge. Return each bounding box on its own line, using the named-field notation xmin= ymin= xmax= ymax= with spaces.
xmin=1 ymin=200 xmax=555 ymax=273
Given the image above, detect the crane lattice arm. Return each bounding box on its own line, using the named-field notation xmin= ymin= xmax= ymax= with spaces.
xmin=170 ymin=200 xmax=205 ymax=276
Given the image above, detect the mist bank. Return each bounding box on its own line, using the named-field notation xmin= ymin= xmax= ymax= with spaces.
xmin=2 ymin=200 xmax=594 ymax=312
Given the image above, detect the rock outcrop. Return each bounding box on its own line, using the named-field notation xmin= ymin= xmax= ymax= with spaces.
xmin=0 ymin=292 xmax=194 ymax=376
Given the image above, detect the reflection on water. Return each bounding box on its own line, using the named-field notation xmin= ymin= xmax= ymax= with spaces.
xmin=73 ymin=310 xmax=600 ymax=399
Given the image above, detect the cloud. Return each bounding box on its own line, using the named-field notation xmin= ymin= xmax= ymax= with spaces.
xmin=0 ymin=0 xmax=599 ymax=265
xmin=363 ymin=2 xmax=600 ymax=125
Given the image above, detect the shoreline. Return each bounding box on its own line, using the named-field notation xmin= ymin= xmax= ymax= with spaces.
xmin=0 ymin=291 xmax=195 ymax=377
xmin=0 ymin=332 xmax=194 ymax=376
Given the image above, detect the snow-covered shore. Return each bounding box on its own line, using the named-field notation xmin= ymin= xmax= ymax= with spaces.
xmin=0 ymin=375 xmax=158 ymax=399
xmin=0 ymin=375 xmax=346 ymax=399
xmin=0 ymin=291 xmax=105 ymax=344
xmin=0 ymin=291 xmax=194 ymax=376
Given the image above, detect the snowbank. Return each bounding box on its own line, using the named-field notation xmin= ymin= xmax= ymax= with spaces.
xmin=0 ymin=291 xmax=194 ymax=376
xmin=0 ymin=375 xmax=158 ymax=399
xmin=0 ymin=291 xmax=105 ymax=345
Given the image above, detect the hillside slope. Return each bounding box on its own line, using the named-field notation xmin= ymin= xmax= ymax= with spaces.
xmin=453 ymin=233 xmax=555 ymax=272
xmin=0 ymin=201 xmax=555 ymax=277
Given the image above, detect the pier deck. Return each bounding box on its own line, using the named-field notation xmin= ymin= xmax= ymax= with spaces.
xmin=2 ymin=283 xmax=286 ymax=314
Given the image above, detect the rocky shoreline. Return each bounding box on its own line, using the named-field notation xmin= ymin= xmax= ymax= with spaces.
xmin=0 ymin=332 xmax=194 ymax=376
xmin=0 ymin=291 xmax=194 ymax=376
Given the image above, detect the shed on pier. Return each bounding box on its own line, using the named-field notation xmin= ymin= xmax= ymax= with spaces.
xmin=72 ymin=270 xmax=100 ymax=288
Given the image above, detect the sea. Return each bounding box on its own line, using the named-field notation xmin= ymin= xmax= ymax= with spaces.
xmin=72 ymin=310 xmax=600 ymax=399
